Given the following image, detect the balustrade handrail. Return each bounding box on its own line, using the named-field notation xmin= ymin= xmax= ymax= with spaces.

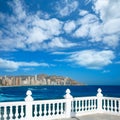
xmin=102 ymin=96 xmax=120 ymax=100
xmin=74 ymin=96 xmax=97 ymax=100
xmin=32 ymin=98 xmax=66 ymax=104
xmin=0 ymin=101 xmax=26 ymax=105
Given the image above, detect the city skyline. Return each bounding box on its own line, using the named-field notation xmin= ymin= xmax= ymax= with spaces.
xmin=0 ymin=74 xmax=80 ymax=86
xmin=0 ymin=0 xmax=120 ymax=85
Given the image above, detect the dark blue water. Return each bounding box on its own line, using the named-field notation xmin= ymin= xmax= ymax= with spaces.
xmin=0 ymin=86 xmax=120 ymax=102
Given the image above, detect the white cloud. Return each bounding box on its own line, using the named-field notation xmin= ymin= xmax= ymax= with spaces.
xmin=74 ymin=24 xmax=89 ymax=38
xmin=90 ymin=0 xmax=120 ymax=47
xmin=103 ymin=18 xmax=120 ymax=34
xmin=12 ymin=0 xmax=26 ymax=20
xmin=79 ymin=10 xmax=88 ymax=16
xmin=56 ymin=0 xmax=79 ymax=17
xmin=64 ymin=21 xmax=76 ymax=33
xmin=93 ymin=0 xmax=120 ymax=21
xmin=1 ymin=0 xmax=120 ymax=52
xmin=67 ymin=50 xmax=115 ymax=69
xmin=0 ymin=1 xmax=77 ymax=51
xmin=73 ymin=13 xmax=99 ymax=38
xmin=28 ymin=18 xmax=63 ymax=44
xmin=47 ymin=37 xmax=77 ymax=48
xmin=103 ymin=35 xmax=119 ymax=47
xmin=72 ymin=0 xmax=120 ymax=48
xmin=0 ymin=58 xmax=49 ymax=72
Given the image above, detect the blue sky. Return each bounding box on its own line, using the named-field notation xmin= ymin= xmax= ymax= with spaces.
xmin=0 ymin=0 xmax=120 ymax=85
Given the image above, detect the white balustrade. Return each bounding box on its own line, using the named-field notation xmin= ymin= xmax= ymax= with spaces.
xmin=0 ymin=101 xmax=26 ymax=120
xmin=0 ymin=88 xmax=120 ymax=120
xmin=102 ymin=97 xmax=120 ymax=115
xmin=72 ymin=96 xmax=98 ymax=116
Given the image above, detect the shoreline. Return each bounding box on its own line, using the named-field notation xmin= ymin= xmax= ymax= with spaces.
xmin=1 ymin=84 xmax=120 ymax=88
xmin=0 ymin=84 xmax=85 ymax=88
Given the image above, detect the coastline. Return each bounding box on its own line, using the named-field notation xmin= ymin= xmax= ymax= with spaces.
xmin=0 ymin=84 xmax=85 ymax=88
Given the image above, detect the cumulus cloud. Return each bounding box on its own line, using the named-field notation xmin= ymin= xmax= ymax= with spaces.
xmin=71 ymin=0 xmax=120 ymax=48
xmin=63 ymin=21 xmax=76 ymax=33
xmin=67 ymin=50 xmax=115 ymax=69
xmin=79 ymin=10 xmax=88 ymax=16
xmin=48 ymin=37 xmax=77 ymax=48
xmin=93 ymin=0 xmax=120 ymax=21
xmin=0 ymin=58 xmax=49 ymax=72
xmin=56 ymin=0 xmax=79 ymax=17
xmin=73 ymin=13 xmax=99 ymax=38
xmin=0 ymin=0 xmax=77 ymax=51
xmin=91 ymin=0 xmax=120 ymax=47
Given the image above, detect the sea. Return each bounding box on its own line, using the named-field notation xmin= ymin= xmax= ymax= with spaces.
xmin=0 ymin=85 xmax=120 ymax=102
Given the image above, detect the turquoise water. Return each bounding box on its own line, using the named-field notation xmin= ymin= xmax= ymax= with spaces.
xmin=0 ymin=85 xmax=120 ymax=102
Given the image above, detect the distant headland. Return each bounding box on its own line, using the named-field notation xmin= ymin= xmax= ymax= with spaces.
xmin=0 ymin=74 xmax=83 ymax=86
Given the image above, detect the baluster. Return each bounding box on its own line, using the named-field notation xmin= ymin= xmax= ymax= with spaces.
xmin=20 ymin=105 xmax=24 ymax=118
xmin=87 ymin=99 xmax=90 ymax=110
xmin=9 ymin=106 xmax=13 ymax=119
xmin=114 ymin=100 xmax=117 ymax=113
xmin=3 ymin=106 xmax=7 ymax=119
xmin=16 ymin=105 xmax=19 ymax=119
xmin=60 ymin=102 xmax=63 ymax=114
xmin=34 ymin=104 xmax=38 ymax=117
xmin=110 ymin=100 xmax=112 ymax=111
xmin=81 ymin=100 xmax=83 ymax=111
xmin=52 ymin=103 xmax=55 ymax=115
xmin=104 ymin=99 xmax=106 ymax=110
xmin=111 ymin=100 xmax=113 ymax=112
xmin=108 ymin=100 xmax=110 ymax=111
xmin=44 ymin=104 xmax=47 ymax=117
xmin=47 ymin=104 xmax=50 ymax=115
xmin=39 ymin=104 xmax=42 ymax=116
xmin=107 ymin=99 xmax=109 ymax=111
xmin=56 ymin=103 xmax=59 ymax=115
xmin=76 ymin=100 xmax=78 ymax=111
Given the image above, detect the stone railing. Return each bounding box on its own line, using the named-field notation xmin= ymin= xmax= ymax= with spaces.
xmin=0 ymin=88 xmax=120 ymax=120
